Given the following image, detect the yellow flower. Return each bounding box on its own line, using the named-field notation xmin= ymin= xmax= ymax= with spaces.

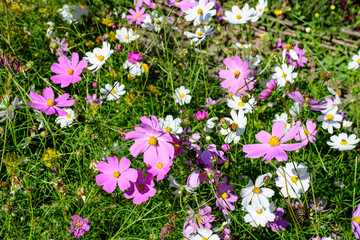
xmin=100 ymin=18 xmax=115 ymax=27
xmin=34 ymin=53 xmax=39 ymax=57
xmin=330 ymin=5 xmax=335 ymax=10
xmin=39 ymin=8 xmax=46 ymax=13
xmin=42 ymin=148 xmax=61 ymax=168
xmin=85 ymin=41 xmax=95 ymax=47
xmin=9 ymin=4 xmax=21 ymax=10
xmin=274 ymin=9 xmax=283 ymax=16
xmin=109 ymin=70 xmax=118 ymax=78
xmin=125 ymin=93 xmax=135 ymax=105
xmin=314 ymin=12 xmax=319 ymax=18
xmin=260 ymin=34 xmax=265 ymax=40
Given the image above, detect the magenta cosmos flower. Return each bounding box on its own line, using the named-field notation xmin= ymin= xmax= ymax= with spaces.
xmin=124 ymin=170 xmax=156 ymax=204
xmin=127 ymin=7 xmax=148 ymax=25
xmin=166 ymin=0 xmax=197 ymax=12
xmin=215 ymin=178 xmax=238 ymax=215
xmin=85 ymin=94 xmax=102 ymax=106
xmin=68 ymin=215 xmax=90 ymax=238
xmin=294 ymin=119 xmax=317 ymax=146
xmin=125 ymin=115 xmax=174 ymax=165
xmin=219 ymin=56 xmax=250 ymax=94
xmin=137 ymin=0 xmax=155 ymax=9
xmin=243 ymin=121 xmax=303 ymax=162
xmin=259 ymin=79 xmax=277 ymax=100
xmin=194 ymin=110 xmax=208 ymax=121
xmin=96 ymin=156 xmax=138 ymax=193
xmin=128 ymin=51 xmax=143 ymax=63
xmin=145 ymin=158 xmax=173 ymax=181
xmin=266 ymin=207 xmax=288 ymax=232
xmin=50 ymin=52 xmax=87 ymax=88
xmin=27 ymin=87 xmax=75 ymax=116
xmin=352 ymin=204 xmax=360 ymax=239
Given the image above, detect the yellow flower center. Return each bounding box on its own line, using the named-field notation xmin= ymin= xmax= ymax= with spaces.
xmin=135 ymin=14 xmax=141 ymax=18
xmin=179 ymin=93 xmax=185 ymax=98
xmin=113 ymin=171 xmax=120 ymax=178
xmin=197 ymin=31 xmax=203 ymax=36
xmin=269 ymin=136 xmax=280 ymax=147
xmin=66 ymin=114 xmax=71 ymax=119
xmin=157 ymin=163 xmax=163 ymax=169
xmin=286 ymin=44 xmax=292 ymax=50
xmin=148 ymin=136 xmax=158 ymax=145
xmin=125 ymin=36 xmax=129 ymax=39
xmin=165 ymin=127 xmax=172 ymax=132
xmin=68 ymin=69 xmax=74 ymax=75
xmin=304 ymin=129 xmax=310 ymax=135
xmin=76 ymin=222 xmax=82 ymax=227
xmin=231 ymin=123 xmax=238 ymax=131
xmin=234 ymin=70 xmax=241 ymax=78
xmin=259 ymin=8 xmax=262 ymax=12
xmin=291 ymin=176 xmax=298 ymax=183
xmin=237 ymin=102 xmax=245 ymax=107
xmin=46 ymin=99 xmax=54 ymax=106
xmin=80 ymin=4 xmax=85 ymax=10
xmin=221 ymin=192 xmax=228 ymax=199
xmin=97 ymin=55 xmax=104 ymax=61
xmin=327 ymin=114 xmax=334 ymax=120
xmin=305 ymin=97 xmax=310 ymax=102
xmin=197 ymin=215 xmax=202 ymax=222
xmin=252 ymin=61 xmax=256 ymax=65
xmin=357 ymin=59 xmax=360 ymax=64
xmin=355 ymin=216 xmax=360 ymax=223
xmin=340 ymin=140 xmax=347 ymax=145
xmin=197 ymin=9 xmax=203 ymax=14
xmin=281 ymin=73 xmax=287 ymax=78
xmin=151 ymin=19 xmax=155 ymax=24
xmin=110 ymin=89 xmax=116 ymax=94
xmin=237 ymin=14 xmax=242 ymax=19
xmin=202 ymin=238 xmax=208 ymax=240
xmin=256 ymin=209 xmax=263 ymax=214
xmin=253 ymin=187 xmax=261 ymax=194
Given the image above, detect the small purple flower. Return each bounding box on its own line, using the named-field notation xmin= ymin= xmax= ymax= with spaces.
xmin=55 ymin=37 xmax=69 ymax=56
xmin=215 ymin=3 xmax=223 ymax=21
xmin=92 ymin=82 xmax=97 ymax=88
xmin=259 ymin=79 xmax=276 ymax=100
xmin=290 ymin=45 xmax=308 ymax=68
xmin=215 ymin=178 xmax=238 ymax=215
xmin=85 ymin=94 xmax=102 ymax=106
xmin=219 ymin=228 xmax=232 ymax=240
xmin=201 ymin=144 xmax=227 ymax=165
xmin=287 ymin=90 xmax=326 ymax=111
xmin=310 ymin=61 xmax=315 ymax=73
xmin=275 ymin=33 xmax=283 ymax=48
xmin=128 ymin=51 xmax=143 ymax=63
xmin=124 ymin=170 xmax=157 ymax=204
xmin=187 ymin=168 xmax=222 ymax=188
xmin=194 ymin=110 xmax=208 ymax=121
xmin=114 ymin=44 xmax=122 ymax=53
xmin=310 ymin=198 xmax=329 ymax=213
xmin=179 ymin=109 xmax=185 ymax=114
xmin=201 ymin=97 xmax=224 ymax=109
xmin=27 ymin=87 xmax=75 ymax=116
xmin=266 ymin=207 xmax=288 ymax=232
xmin=221 ymin=144 xmax=230 ymax=152
xmin=183 ymin=206 xmax=215 ymax=232
xmin=294 ymin=119 xmax=317 ymax=146
xmin=68 ymin=215 xmax=90 ymax=238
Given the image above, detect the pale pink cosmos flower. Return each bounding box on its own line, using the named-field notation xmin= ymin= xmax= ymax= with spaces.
xmin=124 ymin=170 xmax=156 ymax=204
xmin=50 ymin=52 xmax=87 ymax=88
xmin=125 ymin=115 xmax=174 ymax=166
xmin=219 ymin=56 xmax=250 ymax=94
xmin=294 ymin=119 xmax=317 ymax=146
xmin=145 ymin=158 xmax=173 ymax=181
xmin=27 ymin=87 xmax=75 ymax=116
xmin=137 ymin=0 xmax=156 ymax=9
xmin=243 ymin=121 xmax=303 ymax=162
xmin=183 ymin=206 xmax=215 ymax=232
xmin=68 ymin=215 xmax=90 ymax=238
xmin=95 ymin=156 xmax=138 ymax=193
xmin=127 ymin=7 xmax=148 ymax=25
xmin=215 ymin=178 xmax=238 ymax=215
xmin=85 ymin=94 xmax=102 ymax=106
xmin=166 ymin=0 xmax=198 ymax=12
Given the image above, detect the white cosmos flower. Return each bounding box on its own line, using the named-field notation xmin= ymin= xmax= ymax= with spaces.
xmin=343 ymin=120 xmax=352 ymax=129
xmin=317 ymin=106 xmax=342 ymax=134
xmin=275 ymin=162 xmax=311 ymax=199
xmin=274 ymin=63 xmax=298 ymax=87
xmin=85 ymin=41 xmax=114 ymax=73
xmin=241 ymin=173 xmax=274 ymax=209
xmin=223 ymin=4 xmax=253 ymax=24
xmin=174 ymin=86 xmax=191 ymax=105
xmin=168 ymin=175 xmax=196 ymax=196
xmin=141 ymin=11 xmax=164 ymax=32
xmin=227 ymin=95 xmax=256 ymax=113
xmin=184 ymin=25 xmax=215 ymax=46
xmin=251 ymin=0 xmax=267 ymax=22
xmin=45 ymin=21 xmax=56 ymax=38
xmin=282 ymin=47 xmax=298 ymax=63
xmin=246 ymin=55 xmax=261 ymax=69
xmin=333 ymin=179 xmax=345 ymax=188
xmin=348 ymin=50 xmax=360 ymax=70
xmin=100 ymin=81 xmax=126 ymax=101
xmin=233 ymin=43 xmax=252 ymax=50
xmin=184 ymin=0 xmax=216 ymax=26
xmin=243 ymin=202 xmax=276 ymax=227
xmin=159 ymin=115 xmax=183 ymax=134
xmin=220 ymin=110 xmax=247 ymax=144
xmin=327 ymin=133 xmax=359 ymax=151
xmin=204 ymin=117 xmax=218 ymax=133
xmin=115 ymin=27 xmax=139 ymax=43
xmin=273 ymin=112 xmax=294 ymax=133
xmin=123 ymin=60 xmax=146 ymax=76
xmin=190 ymin=228 xmax=220 ymax=240
xmin=58 ymin=5 xmax=76 ymax=24
xmin=0 ymin=96 xmax=21 ymax=123
xmin=55 ymin=108 xmax=76 ymax=128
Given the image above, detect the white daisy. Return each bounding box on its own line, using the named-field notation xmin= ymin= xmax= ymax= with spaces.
xmin=227 ymin=95 xmax=256 ymax=113
xmin=246 ymin=55 xmax=261 ymax=69
xmin=115 ymin=27 xmax=139 ymax=43
xmin=274 ymin=63 xmax=298 ymax=87
xmin=240 ymin=173 xmax=274 ymax=209
xmin=272 ymin=112 xmax=294 ymax=133
xmin=233 ymin=43 xmax=252 ymax=50
xmin=184 ymin=25 xmax=215 ymax=46
xmin=100 ymin=81 xmax=126 ymax=101
xmin=184 ymin=0 xmax=216 ymax=26
xmin=55 ymin=108 xmax=76 ymax=128
xmin=223 ymin=4 xmax=253 ymax=24
xmin=220 ymin=110 xmax=247 ymax=144
xmin=275 ymin=162 xmax=311 ymax=199
xmin=333 ymin=179 xmax=345 ymax=188
xmin=317 ymin=106 xmax=342 ymax=134
xmin=190 ymin=228 xmax=220 ymax=240
xmin=85 ymin=41 xmax=114 ymax=73
xmin=348 ymin=50 xmax=360 ymax=70
xmin=168 ymin=175 xmax=196 ymax=196
xmin=141 ymin=11 xmax=160 ymax=31
xmin=204 ymin=117 xmax=218 ymax=133
xmin=327 ymin=133 xmax=359 ymax=151
xmin=123 ymin=60 xmax=146 ymax=76
xmin=158 ymin=115 xmax=183 ymax=134
xmin=251 ymin=0 xmax=267 ymax=22
xmin=174 ymin=86 xmax=191 ymax=105
xmin=243 ymin=202 xmax=276 ymax=227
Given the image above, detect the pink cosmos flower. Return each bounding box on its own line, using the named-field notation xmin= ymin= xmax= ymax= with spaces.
xmin=137 ymin=0 xmax=156 ymax=9
xmin=125 ymin=115 xmax=174 ymax=165
xmin=145 ymin=158 xmax=173 ymax=181
xmin=50 ymin=52 xmax=87 ymax=88
xmin=275 ymin=33 xmax=282 ymax=48
xmin=127 ymin=7 xmax=148 ymax=25
xmin=266 ymin=207 xmax=288 ymax=232
xmin=124 ymin=170 xmax=156 ymax=204
xmin=294 ymin=119 xmax=317 ymax=146
xmin=128 ymin=51 xmax=143 ymax=63
xmin=55 ymin=37 xmax=69 ymax=56
xmin=310 ymin=198 xmax=329 ymax=213
xmin=288 ymin=45 xmax=308 ymax=68
xmin=352 ymin=204 xmax=360 ymax=239
xmin=68 ymin=215 xmax=90 ymax=238
xmin=215 ymin=178 xmax=238 ymax=215
xmin=27 ymin=87 xmax=75 ymax=116
xmin=219 ymin=56 xmax=250 ymax=94
xmin=95 ymin=156 xmax=138 ymax=193
xmin=200 ymin=144 xmax=227 ymax=165
xmin=187 ymin=168 xmax=222 ymax=188
xmin=194 ymin=110 xmax=208 ymax=120
xmin=166 ymin=0 xmax=198 ymax=12
xmin=243 ymin=121 xmax=303 ymax=162
xmin=287 ymin=91 xmax=326 ymax=111
xmin=85 ymin=94 xmax=102 ymax=106
xmin=259 ymin=79 xmax=277 ymax=100
xmin=183 ymin=206 xmax=215 ymax=232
